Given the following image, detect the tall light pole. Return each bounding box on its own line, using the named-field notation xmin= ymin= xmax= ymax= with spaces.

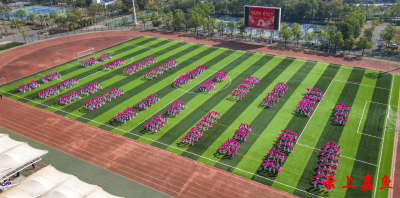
xmin=132 ymin=0 xmax=137 ymax=24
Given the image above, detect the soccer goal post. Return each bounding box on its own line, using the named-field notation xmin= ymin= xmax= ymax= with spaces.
xmin=181 ymin=37 xmax=188 ymax=43
xmin=73 ymin=48 xmax=95 ymax=60
xmin=386 ymin=106 xmax=400 ymax=131
xmin=0 ymin=77 xmax=5 ymax=86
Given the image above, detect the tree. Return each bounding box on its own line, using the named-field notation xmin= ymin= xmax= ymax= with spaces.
xmin=364 ymin=28 xmax=374 ymax=41
xmin=15 ymin=9 xmax=26 ymax=22
xmin=304 ymin=31 xmax=314 ymax=48
xmin=182 ymin=12 xmax=191 ymax=32
xmin=227 ymin=20 xmax=236 ymax=37
xmin=141 ymin=16 xmax=148 ymax=29
xmin=333 ymin=33 xmax=344 ymax=48
xmin=201 ymin=17 xmax=208 ymax=35
xmin=209 ymin=18 xmax=217 ymax=36
xmin=190 ymin=11 xmax=201 ymax=34
xmin=88 ymin=3 xmax=100 ymax=17
xmin=151 ymin=11 xmax=161 ymax=29
xmin=18 ymin=28 xmax=27 ymax=43
xmin=356 ymin=37 xmax=372 ymax=55
xmin=380 ymin=24 xmax=397 ymax=46
xmin=172 ymin=9 xmax=184 ymax=30
xmin=279 ymin=23 xmax=292 ymax=46
xmin=237 ymin=18 xmax=246 ymax=38
xmin=393 ymin=32 xmax=400 ymax=46
xmin=163 ymin=11 xmax=173 ymax=30
xmin=345 ymin=34 xmax=356 ymax=53
xmin=27 ymin=14 xmax=36 ymax=25
xmin=291 ymin=22 xmax=303 ymax=47
xmin=49 ymin=12 xmax=59 ymax=29
xmin=217 ymin=21 xmax=226 ymax=36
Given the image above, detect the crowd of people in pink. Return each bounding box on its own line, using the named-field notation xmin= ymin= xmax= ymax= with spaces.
xmin=233 ymin=123 xmax=252 ymax=142
xmin=143 ymin=59 xmax=179 ymax=80
xmin=121 ymin=57 xmax=157 ymax=75
xmin=113 ymin=107 xmax=138 ymax=124
xmin=16 ymin=80 xmax=40 ymax=93
xmin=58 ymin=91 xmax=80 ymax=105
xmin=216 ymin=123 xmax=252 ymax=157
xmin=230 ymin=76 xmax=259 ymax=100
xmin=333 ymin=102 xmax=351 ymax=125
xmin=198 ymin=80 xmax=216 ymax=92
xmin=173 ymin=65 xmax=205 ymax=87
xmin=37 ymin=86 xmax=59 ymax=99
xmin=39 ymin=71 xmax=61 ymax=83
xmin=180 ymin=111 xmax=220 ymax=145
xmin=99 ymin=53 xmax=112 ymax=61
xmin=260 ymin=82 xmax=288 ymax=107
xmin=56 ymin=78 xmax=78 ymax=90
xmin=83 ymin=88 xmax=124 ymax=110
xmin=143 ymin=114 xmax=168 ymax=133
xmin=213 ymin=71 xmax=227 ymax=82
xmin=295 ymin=88 xmax=324 ymax=116
xmin=137 ymin=93 xmax=160 ymax=109
xmin=216 ymin=138 xmax=240 ymax=157
xmin=79 ymin=57 xmax=98 ymax=67
xmin=311 ymin=141 xmax=340 ymax=192
xmin=79 ymin=82 xmax=102 ymax=96
xmin=261 ymin=130 xmax=298 ymax=173
xmin=101 ymin=59 xmax=125 ymax=70
xmin=165 ymin=100 xmax=187 ymax=117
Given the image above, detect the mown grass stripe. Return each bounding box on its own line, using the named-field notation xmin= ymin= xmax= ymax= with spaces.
xmin=9 ymin=38 xmax=169 ymax=103
xmin=292 ymin=68 xmax=367 ymax=198
xmin=121 ymin=52 xmax=252 ymax=140
xmin=228 ymin=63 xmax=334 ymax=189
xmin=0 ymin=36 xmax=148 ymax=89
xmin=88 ymin=46 xmax=223 ymax=127
xmin=345 ymin=72 xmax=392 ymax=198
xmin=59 ymin=42 xmax=202 ymax=117
xmin=374 ymin=75 xmax=400 ymax=198
xmin=23 ymin=38 xmax=174 ymax=110
xmin=248 ymin=64 xmax=341 ymax=187
xmin=194 ymin=58 xmax=307 ymax=167
xmin=213 ymin=60 xmax=317 ymax=173
xmin=327 ymin=70 xmax=379 ymax=198
xmin=156 ymin=55 xmax=281 ymax=155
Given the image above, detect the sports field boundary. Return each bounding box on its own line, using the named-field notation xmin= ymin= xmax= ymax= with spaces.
xmin=1 ymin=31 xmax=400 ymax=198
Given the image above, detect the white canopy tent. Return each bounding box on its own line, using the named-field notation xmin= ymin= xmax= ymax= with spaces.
xmin=0 ymin=165 xmax=125 ymax=198
xmin=0 ymin=134 xmax=48 ymax=181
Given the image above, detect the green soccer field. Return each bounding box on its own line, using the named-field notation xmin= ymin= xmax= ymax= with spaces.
xmin=1 ymin=36 xmax=399 ymax=198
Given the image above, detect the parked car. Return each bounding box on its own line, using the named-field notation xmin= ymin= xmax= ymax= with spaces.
xmin=388 ymin=44 xmax=398 ymax=49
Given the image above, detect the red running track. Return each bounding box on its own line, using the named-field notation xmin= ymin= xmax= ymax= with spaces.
xmin=0 ymin=98 xmax=298 ymax=198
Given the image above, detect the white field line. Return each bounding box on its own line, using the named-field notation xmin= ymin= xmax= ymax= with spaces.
xmin=0 ymin=87 xmax=371 ymax=198
xmin=0 ymin=42 xmax=152 ymax=90
xmin=356 ymin=101 xmax=383 ymax=139
xmin=373 ymin=74 xmax=395 ymax=198
xmin=0 ymin=118 xmax=177 ymax=198
xmin=127 ymin=52 xmax=246 ymax=133
xmin=369 ymin=100 xmax=398 ymax=107
xmin=297 ymin=79 xmax=333 ymax=142
xmin=296 ymin=143 xmax=378 ymax=166
xmin=333 ymin=79 xmax=392 ymax=91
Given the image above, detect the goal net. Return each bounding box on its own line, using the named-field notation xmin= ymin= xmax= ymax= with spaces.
xmin=73 ymin=48 xmax=95 ymax=60
xmin=386 ymin=106 xmax=400 ymax=131
xmin=181 ymin=37 xmax=188 ymax=43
